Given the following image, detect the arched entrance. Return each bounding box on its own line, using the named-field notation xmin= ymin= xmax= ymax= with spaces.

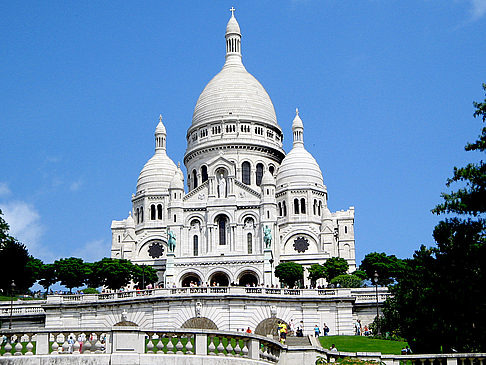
xmin=181 ymin=317 xmax=218 ymax=330
xmin=181 ymin=273 xmax=202 ymax=287
xmin=238 ymin=272 xmax=259 ymax=286
xmin=255 ymin=318 xmax=288 ymax=337
xmin=209 ymin=272 xmax=230 ymax=287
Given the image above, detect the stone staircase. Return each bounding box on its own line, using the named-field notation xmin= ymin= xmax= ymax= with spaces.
xmin=285 ymin=335 xmax=313 ymax=347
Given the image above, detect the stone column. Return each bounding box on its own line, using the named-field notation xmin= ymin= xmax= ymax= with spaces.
xmin=164 ymin=253 xmax=175 ymax=287
xmin=264 ymin=248 xmax=273 ymax=286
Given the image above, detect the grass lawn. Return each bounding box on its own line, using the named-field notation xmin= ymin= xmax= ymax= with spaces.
xmin=319 ymin=336 xmax=407 ymax=355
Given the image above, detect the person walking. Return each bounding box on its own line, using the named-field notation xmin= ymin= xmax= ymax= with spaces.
xmin=314 ymin=324 xmax=320 ymax=337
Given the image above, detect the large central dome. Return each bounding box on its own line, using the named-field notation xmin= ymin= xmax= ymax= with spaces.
xmin=191 ymin=13 xmax=278 ymax=127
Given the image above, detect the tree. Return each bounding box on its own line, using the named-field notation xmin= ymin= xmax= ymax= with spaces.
xmin=274 ymin=262 xmax=303 ymax=287
xmin=93 ymin=258 xmax=134 ymax=290
xmin=359 ymin=252 xmax=404 ymax=286
xmin=322 ymin=257 xmax=348 ymax=282
xmin=307 ymin=264 xmax=326 ymax=286
xmin=131 ymin=264 xmax=159 ymax=288
xmin=38 ymin=264 xmax=58 ymax=292
xmin=0 ymin=210 xmax=39 ymax=294
xmin=330 ymin=274 xmax=363 ymax=288
xmin=384 ymin=84 xmax=486 ymax=353
xmin=53 ymin=257 xmax=89 ymax=292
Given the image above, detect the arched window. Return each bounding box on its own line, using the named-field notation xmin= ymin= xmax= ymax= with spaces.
xmin=294 ymin=198 xmax=299 ymax=214
xmin=140 ymin=207 xmax=144 ymax=222
xmin=201 ymin=165 xmax=208 ymax=183
xmin=192 ymin=169 xmax=198 ymax=189
xmin=269 ymin=165 xmax=275 ymax=175
xmin=157 ymin=204 xmax=162 ymax=220
xmin=193 ymin=236 xmax=199 ymax=256
xmin=173 ymin=214 xmax=177 ymax=223
xmin=278 ymin=202 xmax=282 ymax=217
xmin=242 ymin=161 xmax=251 ymax=185
xmin=345 ymin=226 xmax=348 ymax=234
xmin=318 ymin=201 xmax=322 ymax=216
xmin=283 ymin=201 xmax=287 ymax=216
xmin=136 ymin=208 xmax=139 ymax=224
xmin=217 ymin=216 xmax=227 ymax=245
xmin=151 ymin=205 xmax=156 ymax=220
xmin=256 ymin=163 xmax=264 ymax=186
xmin=267 ymin=211 xmax=270 ymax=219
xmin=247 ymin=233 xmax=252 ymax=254
xmin=301 ymin=198 xmax=306 ymax=214
xmin=313 ymin=200 xmax=317 ymax=215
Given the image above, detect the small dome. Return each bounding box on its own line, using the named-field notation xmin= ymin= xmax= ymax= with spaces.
xmin=126 ymin=212 xmax=135 ymax=228
xmin=292 ymin=109 xmax=303 ymax=129
xmin=136 ymin=152 xmax=177 ymax=194
xmin=226 ymin=14 xmax=240 ymax=35
xmin=155 ymin=119 xmax=166 ymax=134
xmin=170 ymin=172 xmax=184 ymax=190
xmin=261 ymin=170 xmax=275 ymax=186
xmin=276 ymin=146 xmax=324 ymax=188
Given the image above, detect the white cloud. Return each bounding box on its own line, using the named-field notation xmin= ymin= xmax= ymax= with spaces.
xmin=73 ymin=239 xmax=111 ymax=262
xmin=0 ymin=200 xmax=51 ymax=260
xmin=470 ymin=0 xmax=486 ymax=19
xmin=69 ymin=180 xmax=83 ymax=192
xmin=0 ymin=183 xmax=11 ymax=197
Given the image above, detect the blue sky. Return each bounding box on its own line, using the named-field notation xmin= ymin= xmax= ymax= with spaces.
xmin=1 ymin=1 xmax=485 ymax=266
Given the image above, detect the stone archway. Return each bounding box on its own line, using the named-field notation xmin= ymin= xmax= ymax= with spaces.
xmin=238 ymin=272 xmax=259 ymax=286
xmin=181 ymin=317 xmax=218 ymax=330
xmin=181 ymin=273 xmax=202 ymax=287
xmin=209 ymin=272 xmax=230 ymax=287
xmin=255 ymin=318 xmax=288 ymax=337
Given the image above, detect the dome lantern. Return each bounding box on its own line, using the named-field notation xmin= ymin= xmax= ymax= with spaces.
xmin=155 ymin=114 xmax=167 ymax=152
xmin=225 ymin=7 xmax=242 ymax=65
xmin=292 ymin=108 xmax=304 ymax=147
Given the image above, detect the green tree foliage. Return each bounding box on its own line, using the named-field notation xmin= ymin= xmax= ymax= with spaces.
xmin=131 ymin=264 xmax=159 ymax=288
xmin=38 ymin=263 xmax=58 ymax=292
xmin=323 ymin=257 xmax=349 ymax=282
xmin=93 ymin=258 xmax=134 ymax=290
xmin=0 ymin=209 xmax=40 ymax=294
xmin=384 ymin=84 xmax=486 ymax=353
xmin=53 ymin=257 xmax=89 ymax=292
xmin=307 ymin=263 xmax=326 ymax=285
xmin=360 ymin=252 xmax=404 ymax=286
xmin=351 ymin=270 xmax=367 ymax=280
xmin=330 ymin=274 xmax=363 ymax=288
xmin=275 ymin=262 xmax=303 ymax=287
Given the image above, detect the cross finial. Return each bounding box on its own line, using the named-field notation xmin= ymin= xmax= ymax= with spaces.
xmin=296 ymin=108 xmax=299 ymax=116
xmin=159 ymin=114 xmax=163 ymax=123
xmin=230 ymin=7 xmax=235 ymax=16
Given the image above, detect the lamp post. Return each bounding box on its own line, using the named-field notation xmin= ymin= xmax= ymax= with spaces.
xmin=269 ymin=258 xmax=274 ymax=287
xmin=142 ymin=264 xmax=145 ymax=289
xmin=9 ymin=280 xmax=16 ymax=330
xmin=373 ymin=271 xmax=380 ymax=335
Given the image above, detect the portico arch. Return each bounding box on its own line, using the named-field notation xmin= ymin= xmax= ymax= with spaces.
xmin=181 ymin=317 xmax=218 ymax=330
xmin=180 ymin=272 xmax=202 ymax=287
xmin=255 ymin=318 xmax=289 ymax=337
xmin=209 ymin=271 xmax=230 ymax=287
xmin=238 ymin=270 xmax=259 ymax=286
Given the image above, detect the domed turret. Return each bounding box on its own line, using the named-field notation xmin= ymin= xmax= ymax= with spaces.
xmin=136 ymin=115 xmax=178 ymax=194
xmin=276 ymin=110 xmax=324 ymax=188
xmin=170 ymin=170 xmax=184 ymax=190
xmin=261 ymin=170 xmax=275 ymax=186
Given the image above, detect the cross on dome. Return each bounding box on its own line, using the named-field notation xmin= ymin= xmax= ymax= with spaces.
xmin=159 ymin=114 xmax=163 ymax=123
xmin=296 ymin=108 xmax=299 ymax=116
xmin=230 ymin=7 xmax=235 ymax=16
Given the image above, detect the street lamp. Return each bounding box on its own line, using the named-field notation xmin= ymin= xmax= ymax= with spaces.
xmin=142 ymin=264 xmax=145 ymax=289
xmin=9 ymin=280 xmax=16 ymax=330
xmin=269 ymin=258 xmax=274 ymax=287
xmin=373 ymin=271 xmax=380 ymax=335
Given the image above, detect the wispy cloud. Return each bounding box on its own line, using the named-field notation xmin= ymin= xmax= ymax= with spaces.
xmin=73 ymin=238 xmax=111 ymax=262
xmin=0 ymin=183 xmax=11 ymax=197
xmin=0 ymin=200 xmax=53 ymax=261
xmin=69 ymin=180 xmax=83 ymax=192
xmin=470 ymin=0 xmax=486 ymax=20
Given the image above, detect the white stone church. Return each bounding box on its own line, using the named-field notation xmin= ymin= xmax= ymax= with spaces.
xmin=110 ymin=11 xmax=356 ymax=288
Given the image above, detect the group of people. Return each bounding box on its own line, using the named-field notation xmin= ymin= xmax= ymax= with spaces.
xmin=314 ymin=323 xmax=330 ymax=337
xmin=354 ymin=319 xmax=370 ymax=336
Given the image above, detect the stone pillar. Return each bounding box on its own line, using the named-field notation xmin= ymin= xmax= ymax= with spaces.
xmin=36 ymin=333 xmax=49 ymax=355
xmin=195 ymin=333 xmax=208 ymax=355
xmin=248 ymin=338 xmax=260 ymax=360
xmin=264 ymin=248 xmax=274 ymax=286
xmin=164 ymin=253 xmax=175 ymax=287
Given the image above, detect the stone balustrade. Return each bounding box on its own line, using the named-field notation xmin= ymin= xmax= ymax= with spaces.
xmin=0 ymin=327 xmax=282 ymax=364
xmin=41 ymin=286 xmax=390 ymax=305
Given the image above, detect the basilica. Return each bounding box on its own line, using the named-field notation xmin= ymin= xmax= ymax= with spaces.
xmin=110 ymin=11 xmax=356 ymax=288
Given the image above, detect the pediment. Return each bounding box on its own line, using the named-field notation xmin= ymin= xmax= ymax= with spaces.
xmin=183 ymin=181 xmax=209 ymax=203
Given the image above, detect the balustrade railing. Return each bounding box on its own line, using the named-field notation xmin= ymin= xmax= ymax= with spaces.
xmin=0 ymin=327 xmax=282 ymax=363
